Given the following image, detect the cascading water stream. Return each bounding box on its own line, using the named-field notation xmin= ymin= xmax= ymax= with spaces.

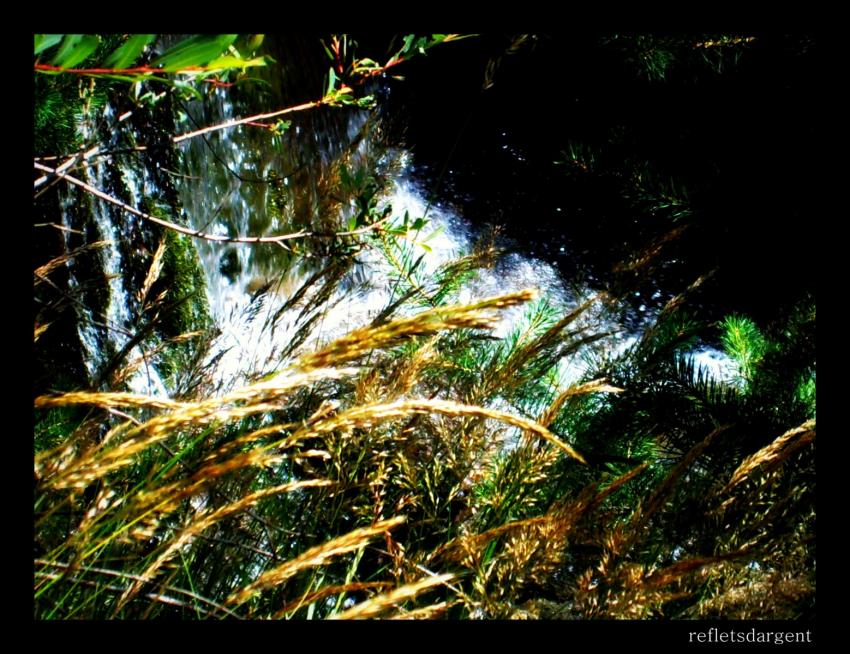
xmin=55 ymin=44 xmax=736 ymax=401
xmin=59 ymin=102 xmax=169 ymax=397
xmin=169 ymin=80 xmax=739 ymax=396
xmin=171 ymin=88 xmax=605 ymax=390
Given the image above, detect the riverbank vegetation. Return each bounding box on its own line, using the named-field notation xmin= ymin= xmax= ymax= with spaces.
xmin=34 ymin=34 xmax=815 ymax=620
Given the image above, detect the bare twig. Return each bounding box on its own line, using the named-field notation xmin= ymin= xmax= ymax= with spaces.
xmin=33 ymin=162 xmax=392 ymax=245
xmin=172 ymin=99 xmax=324 ymax=144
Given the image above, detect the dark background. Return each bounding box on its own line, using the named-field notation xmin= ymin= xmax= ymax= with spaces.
xmin=355 ymin=33 xmax=819 ymax=331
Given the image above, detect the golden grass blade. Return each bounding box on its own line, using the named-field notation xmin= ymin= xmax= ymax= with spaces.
xmin=138 ymin=236 xmax=167 ymax=308
xmin=41 ymin=402 xmax=283 ymax=491
xmin=226 ymin=516 xmax=407 ymax=606
xmin=294 ymin=290 xmax=537 ymax=371
xmin=623 ymin=425 xmax=729 ymax=554
xmin=643 ymin=550 xmax=751 ymax=590
xmin=33 ymin=240 xmax=111 ymax=282
xmin=501 ymin=294 xmax=600 ymax=373
xmin=538 ymin=377 xmax=624 ymax=427
xmin=721 ymin=419 xmax=816 ymax=495
xmin=442 ymin=516 xmax=552 ymax=562
xmin=387 ymin=601 xmax=452 ymax=619
xmin=37 ymin=367 xmax=358 ymax=490
xmin=272 ymin=581 xmax=392 ymax=619
xmin=284 ymin=398 xmax=586 ymax=464
xmin=34 ymin=322 xmax=52 ymax=342
xmin=331 ymin=573 xmax=454 ymax=619
xmin=111 ymin=331 xmax=205 ymax=387
xmin=35 ymin=391 xmax=189 ymax=412
xmin=117 ymin=479 xmax=332 ymax=611
xmin=127 ymin=449 xmax=292 ymax=517
xmin=589 ymin=462 xmax=649 ymax=508
xmin=434 ymin=464 xmax=645 ymax=567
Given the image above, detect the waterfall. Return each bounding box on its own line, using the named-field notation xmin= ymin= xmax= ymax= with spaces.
xmin=172 ymin=88 xmax=620 ymax=392
xmin=56 ymin=61 xmax=735 ymax=399
xmin=58 ymin=101 xmax=169 ymax=397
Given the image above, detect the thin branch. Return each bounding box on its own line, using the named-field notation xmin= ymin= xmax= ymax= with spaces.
xmin=172 ymin=99 xmax=325 ymax=144
xmin=34 ymin=110 xmax=135 ymax=192
xmin=33 ymin=162 xmax=391 ymax=245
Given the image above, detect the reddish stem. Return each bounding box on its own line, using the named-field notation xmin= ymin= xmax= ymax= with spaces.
xmin=34 ymin=63 xmax=185 ymax=75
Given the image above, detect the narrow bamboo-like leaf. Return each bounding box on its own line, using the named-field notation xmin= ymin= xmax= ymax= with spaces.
xmin=105 ymin=34 xmax=156 ymax=69
xmin=51 ymin=34 xmax=101 ymax=69
xmin=422 ymin=225 xmax=445 ymax=243
xmin=152 ymin=35 xmax=238 ymax=71
xmin=327 ymin=67 xmax=337 ymax=95
xmin=242 ymin=34 xmax=265 ymax=54
xmin=34 ymin=34 xmax=63 ymax=56
xmin=409 ymin=252 xmax=427 ymax=274
xmin=203 ymin=55 xmax=269 ymax=71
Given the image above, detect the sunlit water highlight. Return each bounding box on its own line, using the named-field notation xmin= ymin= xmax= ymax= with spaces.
xmin=64 ymin=86 xmax=737 ymax=403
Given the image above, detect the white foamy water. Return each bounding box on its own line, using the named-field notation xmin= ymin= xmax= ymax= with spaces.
xmin=191 ymin=154 xmax=616 ymax=394
xmin=173 ymin=89 xmax=610 ymax=391
xmin=691 ymin=347 xmax=738 ymax=384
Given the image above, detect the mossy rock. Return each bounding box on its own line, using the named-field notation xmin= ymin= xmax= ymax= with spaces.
xmin=150 ymin=228 xmax=213 ymax=386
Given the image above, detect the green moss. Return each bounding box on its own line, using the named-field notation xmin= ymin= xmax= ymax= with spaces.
xmin=153 ymin=228 xmax=212 ymax=385
xmin=161 ymin=230 xmax=211 ymax=332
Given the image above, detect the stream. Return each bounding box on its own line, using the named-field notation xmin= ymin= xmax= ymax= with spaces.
xmin=55 ymin=35 xmax=736 ymax=399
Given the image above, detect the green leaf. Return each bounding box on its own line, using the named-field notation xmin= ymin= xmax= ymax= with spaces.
xmin=34 ymin=34 xmax=63 ymax=56
xmin=423 ymin=225 xmax=444 ymax=243
xmin=401 ymin=34 xmax=416 ymax=55
xmin=172 ymin=79 xmax=203 ymax=101
xmin=242 ymin=34 xmax=265 ymax=54
xmin=204 ymin=55 xmax=269 ymax=71
xmin=152 ymin=34 xmax=238 ymax=72
xmin=326 ymin=67 xmax=337 ymax=95
xmin=105 ymin=34 xmax=156 ymax=69
xmin=408 ymin=253 xmax=427 ymax=275
xmin=51 ymin=34 xmax=101 ymax=69
xmin=272 ymin=120 xmax=292 ymax=134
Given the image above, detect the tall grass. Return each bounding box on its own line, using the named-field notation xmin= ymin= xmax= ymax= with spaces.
xmin=34 ymin=227 xmax=815 ymax=618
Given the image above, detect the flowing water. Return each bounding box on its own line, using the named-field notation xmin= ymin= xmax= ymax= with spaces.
xmin=55 ymin=38 xmax=736 ymax=397
xmin=59 ymin=102 xmax=170 ymax=396
xmin=172 ymin=81 xmax=623 ymax=393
